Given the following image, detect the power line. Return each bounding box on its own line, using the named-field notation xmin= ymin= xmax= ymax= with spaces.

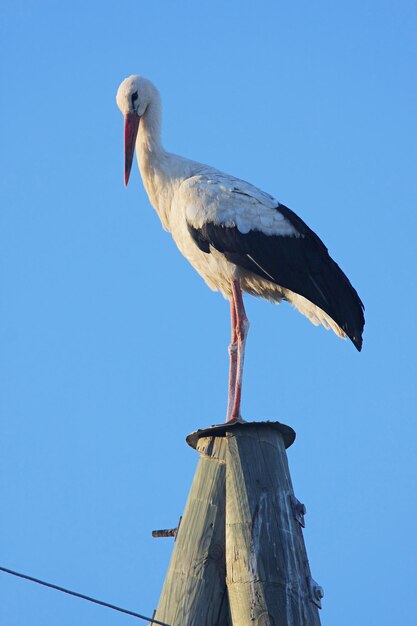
xmin=0 ymin=565 xmax=170 ymax=626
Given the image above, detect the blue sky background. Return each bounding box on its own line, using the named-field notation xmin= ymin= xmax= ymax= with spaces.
xmin=1 ymin=1 xmax=416 ymax=624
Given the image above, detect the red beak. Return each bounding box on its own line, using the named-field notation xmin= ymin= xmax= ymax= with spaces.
xmin=124 ymin=112 xmax=140 ymax=187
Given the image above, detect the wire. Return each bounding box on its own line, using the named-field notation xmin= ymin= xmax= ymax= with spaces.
xmin=0 ymin=565 xmax=170 ymax=626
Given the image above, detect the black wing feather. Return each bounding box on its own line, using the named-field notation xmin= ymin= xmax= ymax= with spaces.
xmin=188 ymin=203 xmax=365 ymax=351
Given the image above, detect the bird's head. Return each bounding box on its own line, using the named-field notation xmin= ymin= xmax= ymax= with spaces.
xmin=116 ymin=74 xmax=158 ymax=186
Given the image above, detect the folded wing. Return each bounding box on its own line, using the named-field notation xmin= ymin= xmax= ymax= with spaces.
xmin=183 ymin=173 xmax=365 ymax=350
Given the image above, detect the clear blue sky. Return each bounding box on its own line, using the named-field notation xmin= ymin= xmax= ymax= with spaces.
xmin=1 ymin=1 xmax=416 ymax=624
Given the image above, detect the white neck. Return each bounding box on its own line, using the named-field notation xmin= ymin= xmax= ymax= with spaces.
xmin=135 ymin=93 xmax=174 ymax=230
xmin=137 ymin=94 xmax=164 ymax=157
xmin=134 ymin=89 xmax=198 ymax=231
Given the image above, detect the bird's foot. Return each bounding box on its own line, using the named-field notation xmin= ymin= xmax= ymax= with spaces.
xmin=225 ymin=414 xmax=246 ymax=425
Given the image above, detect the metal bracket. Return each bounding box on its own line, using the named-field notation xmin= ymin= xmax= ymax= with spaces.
xmin=152 ymin=516 xmax=182 ymax=541
xmin=290 ymin=495 xmax=307 ymax=527
xmin=309 ymin=577 xmax=324 ymax=609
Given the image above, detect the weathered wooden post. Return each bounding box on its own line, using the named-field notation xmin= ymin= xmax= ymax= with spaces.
xmin=153 ymin=420 xmax=322 ymax=626
xmin=225 ymin=422 xmax=322 ymax=626
xmin=153 ymin=435 xmax=230 ymax=626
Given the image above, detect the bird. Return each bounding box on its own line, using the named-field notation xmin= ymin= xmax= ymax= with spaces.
xmin=116 ymin=75 xmax=364 ymax=423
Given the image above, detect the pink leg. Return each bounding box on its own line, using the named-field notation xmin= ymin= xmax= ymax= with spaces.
xmin=230 ymin=278 xmax=250 ymax=421
xmin=226 ymin=296 xmax=238 ymax=422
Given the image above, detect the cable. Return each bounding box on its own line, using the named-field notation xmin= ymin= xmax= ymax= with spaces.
xmin=0 ymin=565 xmax=170 ymax=626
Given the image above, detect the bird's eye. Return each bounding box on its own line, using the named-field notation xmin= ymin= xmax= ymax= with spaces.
xmin=132 ymin=91 xmax=138 ymax=105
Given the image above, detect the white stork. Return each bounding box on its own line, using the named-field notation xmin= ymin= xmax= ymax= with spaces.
xmin=116 ymin=75 xmax=364 ymax=423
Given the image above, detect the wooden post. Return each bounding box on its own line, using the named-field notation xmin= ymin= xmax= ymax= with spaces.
xmin=153 ymin=421 xmax=322 ymax=625
xmin=153 ymin=435 xmax=230 ymax=626
xmin=225 ymin=423 xmax=321 ymax=626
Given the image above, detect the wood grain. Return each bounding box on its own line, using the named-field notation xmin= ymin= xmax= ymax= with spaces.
xmin=225 ymin=425 xmax=321 ymax=626
xmin=154 ymin=435 xmax=230 ymax=626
